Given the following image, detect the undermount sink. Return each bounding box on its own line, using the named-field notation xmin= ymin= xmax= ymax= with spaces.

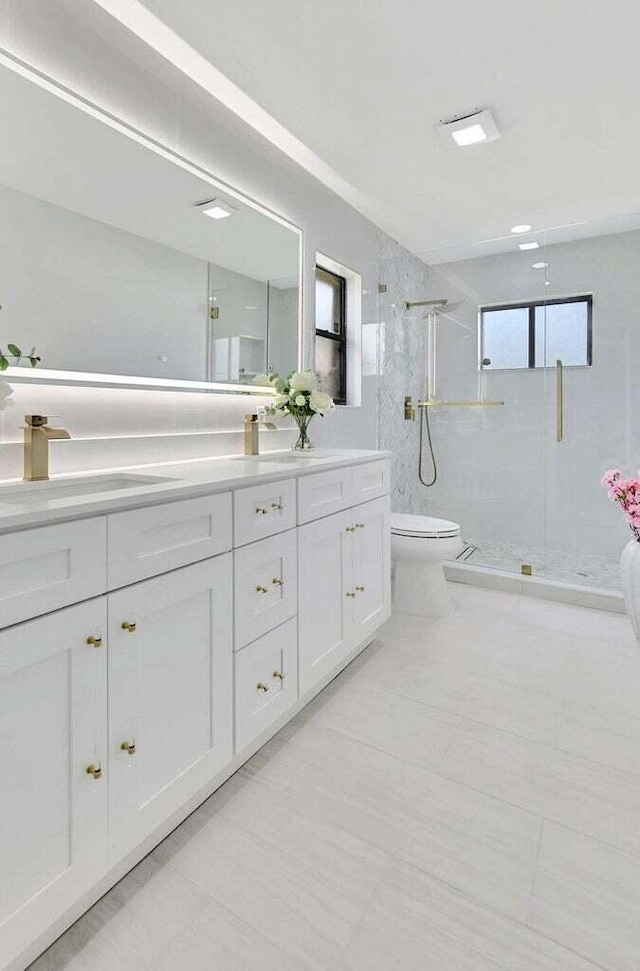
xmin=0 ymin=473 xmax=177 ymax=505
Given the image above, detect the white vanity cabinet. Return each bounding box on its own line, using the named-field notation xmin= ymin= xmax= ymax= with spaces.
xmin=0 ymin=452 xmax=390 ymax=971
xmin=298 ymin=495 xmax=391 ymax=694
xmin=0 ymin=599 xmax=108 ymax=970
xmin=107 ymin=556 xmax=233 ymax=862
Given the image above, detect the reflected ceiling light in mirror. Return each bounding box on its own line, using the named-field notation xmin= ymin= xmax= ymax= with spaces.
xmin=532 ymin=261 xmax=548 ymax=268
xmin=197 ymin=198 xmax=236 ymax=219
xmin=439 ymin=109 xmax=500 ymax=147
xmin=518 ymin=241 xmax=539 ymax=251
xmin=511 ymin=224 xmax=532 ymax=234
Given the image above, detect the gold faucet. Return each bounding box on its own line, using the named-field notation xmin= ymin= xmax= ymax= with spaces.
xmin=23 ymin=415 xmax=71 ymax=481
xmin=244 ymin=410 xmax=278 ymax=456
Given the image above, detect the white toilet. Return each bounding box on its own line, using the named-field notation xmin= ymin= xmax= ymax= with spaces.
xmin=390 ymin=513 xmax=462 ymax=617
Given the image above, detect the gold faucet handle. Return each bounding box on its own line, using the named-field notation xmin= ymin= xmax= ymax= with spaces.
xmin=24 ymin=414 xmax=51 ymax=427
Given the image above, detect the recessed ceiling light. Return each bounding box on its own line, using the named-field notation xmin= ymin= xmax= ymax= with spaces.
xmin=511 ymin=224 xmax=532 ymax=234
xmin=518 ymin=241 xmax=539 ymax=251
xmin=545 ymin=281 xmax=551 ymax=286
xmin=532 ymin=261 xmax=548 ymax=269
xmin=196 ymin=198 xmax=235 ymax=219
xmin=439 ymin=109 xmax=500 ymax=147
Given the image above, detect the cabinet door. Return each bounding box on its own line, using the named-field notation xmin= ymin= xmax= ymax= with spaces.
xmin=298 ymin=509 xmax=353 ymax=695
xmin=0 ymin=599 xmax=108 ymax=970
xmin=108 ymin=555 xmax=232 ymax=862
xmin=351 ymin=496 xmax=391 ymax=643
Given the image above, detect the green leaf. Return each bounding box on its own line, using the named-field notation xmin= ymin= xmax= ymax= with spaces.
xmin=29 ymin=357 xmax=39 ymax=368
xmin=7 ymin=343 xmax=21 ymax=357
xmin=0 ymin=353 xmax=9 ymax=371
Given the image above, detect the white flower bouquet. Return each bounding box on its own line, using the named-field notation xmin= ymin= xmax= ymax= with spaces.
xmin=255 ymin=370 xmax=335 ymax=450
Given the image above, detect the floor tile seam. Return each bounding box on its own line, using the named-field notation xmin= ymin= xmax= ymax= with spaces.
xmin=436 ymin=758 xmax=640 ymax=864
xmin=385 ymin=852 xmax=608 ymax=971
xmin=445 ymin=713 xmax=640 ymax=789
xmin=159 ymin=854 xmax=341 ymax=969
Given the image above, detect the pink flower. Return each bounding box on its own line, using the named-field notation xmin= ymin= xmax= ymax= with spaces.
xmin=601 ymin=469 xmax=621 ymax=487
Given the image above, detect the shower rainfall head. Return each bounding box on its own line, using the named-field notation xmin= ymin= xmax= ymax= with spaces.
xmin=405 ymin=298 xmax=448 ymax=311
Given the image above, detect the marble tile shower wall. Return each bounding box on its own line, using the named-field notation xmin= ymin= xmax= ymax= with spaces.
xmin=375 ymin=241 xmax=432 ymax=515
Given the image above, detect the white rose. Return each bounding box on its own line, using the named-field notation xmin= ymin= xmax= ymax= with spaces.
xmin=290 ymin=371 xmax=316 ymax=392
xmin=0 ymin=378 xmax=14 ymax=411
xmin=274 ymin=393 xmax=289 ymax=408
xmin=309 ymin=390 xmax=334 ymax=414
xmin=294 ymin=394 xmax=307 ymax=407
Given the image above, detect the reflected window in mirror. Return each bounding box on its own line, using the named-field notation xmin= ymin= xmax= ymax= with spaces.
xmin=315 ymin=265 xmax=346 ymax=403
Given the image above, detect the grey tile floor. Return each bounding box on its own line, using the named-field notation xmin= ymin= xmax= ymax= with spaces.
xmin=30 ymin=584 xmax=640 ymax=971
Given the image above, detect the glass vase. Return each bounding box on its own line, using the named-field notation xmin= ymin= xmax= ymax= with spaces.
xmin=292 ymin=413 xmax=314 ymax=451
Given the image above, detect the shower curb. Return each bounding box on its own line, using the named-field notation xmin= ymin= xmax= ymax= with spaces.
xmin=444 ymin=561 xmax=626 ymax=614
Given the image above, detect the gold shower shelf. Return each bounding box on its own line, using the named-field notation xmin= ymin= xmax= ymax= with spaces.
xmin=417 ymin=400 xmax=504 ymax=407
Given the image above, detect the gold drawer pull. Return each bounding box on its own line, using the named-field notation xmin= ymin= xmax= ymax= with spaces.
xmin=272 ymin=670 xmax=284 ymax=680
xmin=256 ymin=507 xmax=269 ymax=515
xmin=346 ymin=526 xmax=356 ymax=533
xmin=121 ymin=621 xmax=136 ymax=633
xmin=271 ymin=502 xmax=283 ymax=511
xmin=86 ymin=763 xmax=102 ymax=780
xmin=257 ymin=682 xmax=270 ymax=693
xmin=86 ymin=635 xmax=103 ymax=648
xmin=120 ymin=740 xmax=136 ymax=755
xmin=256 ymin=585 xmax=269 ymax=594
xmin=271 ymin=577 xmax=284 ymax=586
xmin=355 ymin=523 xmax=365 ymax=529
xmin=346 ymin=591 xmax=356 ymax=598
xmin=356 ymin=585 xmax=365 ymax=592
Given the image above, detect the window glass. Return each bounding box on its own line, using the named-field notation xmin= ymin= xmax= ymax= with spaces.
xmin=315 ymin=267 xmax=343 ymax=335
xmin=534 ymin=302 xmax=589 ymax=367
xmin=481 ymin=307 xmax=530 ymax=369
xmin=315 ymin=334 xmax=344 ymax=401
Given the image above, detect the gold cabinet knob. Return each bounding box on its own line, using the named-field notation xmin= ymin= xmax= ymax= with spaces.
xmin=255 ymin=507 xmax=269 ymax=515
xmin=345 ymin=526 xmax=356 ymax=533
xmin=355 ymin=523 xmax=365 ymax=529
xmin=120 ymin=740 xmax=136 ymax=755
xmin=346 ymin=591 xmax=356 ymax=598
xmin=121 ymin=621 xmax=137 ymax=633
xmin=86 ymin=635 xmax=103 ymax=648
xmin=271 ymin=577 xmax=284 ymax=586
xmin=355 ymin=585 xmax=365 ymax=592
xmin=256 ymin=585 xmax=269 ymax=594
xmin=271 ymin=502 xmax=283 ymax=511
xmin=272 ymin=670 xmax=284 ymax=680
xmin=256 ymin=682 xmax=269 ymax=693
xmin=86 ymin=763 xmax=102 ymax=780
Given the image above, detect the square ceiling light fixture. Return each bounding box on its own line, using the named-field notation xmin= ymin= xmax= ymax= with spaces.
xmin=196 ymin=198 xmax=236 ymax=219
xmin=440 ymin=109 xmax=500 ymax=147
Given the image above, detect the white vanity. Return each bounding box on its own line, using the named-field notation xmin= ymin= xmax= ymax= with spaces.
xmin=0 ymin=449 xmax=390 ymax=971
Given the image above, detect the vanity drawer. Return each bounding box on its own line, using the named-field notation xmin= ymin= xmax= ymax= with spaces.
xmin=353 ymin=460 xmax=390 ymax=505
xmin=297 ymin=466 xmax=353 ymax=524
xmin=233 ymin=478 xmax=296 ymax=547
xmin=235 ymin=617 xmax=298 ymax=752
xmin=0 ymin=518 xmax=107 ymax=629
xmin=233 ymin=529 xmax=297 ymax=649
xmin=107 ymin=493 xmax=232 ymax=589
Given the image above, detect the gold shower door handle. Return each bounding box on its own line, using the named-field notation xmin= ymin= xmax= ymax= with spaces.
xmin=556 ymin=359 xmax=563 ymax=442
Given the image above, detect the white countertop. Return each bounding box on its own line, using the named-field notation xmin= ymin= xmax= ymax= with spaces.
xmin=0 ymin=449 xmax=390 ymax=533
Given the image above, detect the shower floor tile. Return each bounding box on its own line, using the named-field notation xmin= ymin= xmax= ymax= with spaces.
xmin=454 ymin=541 xmax=621 ymax=591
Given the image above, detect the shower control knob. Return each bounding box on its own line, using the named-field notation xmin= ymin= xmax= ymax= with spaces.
xmin=482 ymin=357 xmax=491 ymax=366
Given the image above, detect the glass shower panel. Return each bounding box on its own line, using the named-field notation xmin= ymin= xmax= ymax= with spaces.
xmin=541 ymin=221 xmax=635 ymax=591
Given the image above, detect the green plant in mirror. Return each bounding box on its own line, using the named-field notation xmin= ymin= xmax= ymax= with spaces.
xmin=0 ymin=343 xmax=41 ymax=371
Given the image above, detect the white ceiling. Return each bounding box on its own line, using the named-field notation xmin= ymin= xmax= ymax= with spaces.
xmin=94 ymin=0 xmax=640 ymax=263
xmin=0 ymin=60 xmax=299 ymax=283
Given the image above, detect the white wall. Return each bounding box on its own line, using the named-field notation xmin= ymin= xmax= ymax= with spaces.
xmin=389 ymin=230 xmax=639 ymax=560
xmin=0 ymin=0 xmax=428 ymax=475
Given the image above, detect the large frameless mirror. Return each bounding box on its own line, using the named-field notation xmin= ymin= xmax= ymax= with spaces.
xmin=0 ymin=55 xmax=302 ymax=393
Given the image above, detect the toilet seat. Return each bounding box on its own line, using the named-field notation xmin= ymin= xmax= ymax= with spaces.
xmin=391 ymin=513 xmax=460 ymax=539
